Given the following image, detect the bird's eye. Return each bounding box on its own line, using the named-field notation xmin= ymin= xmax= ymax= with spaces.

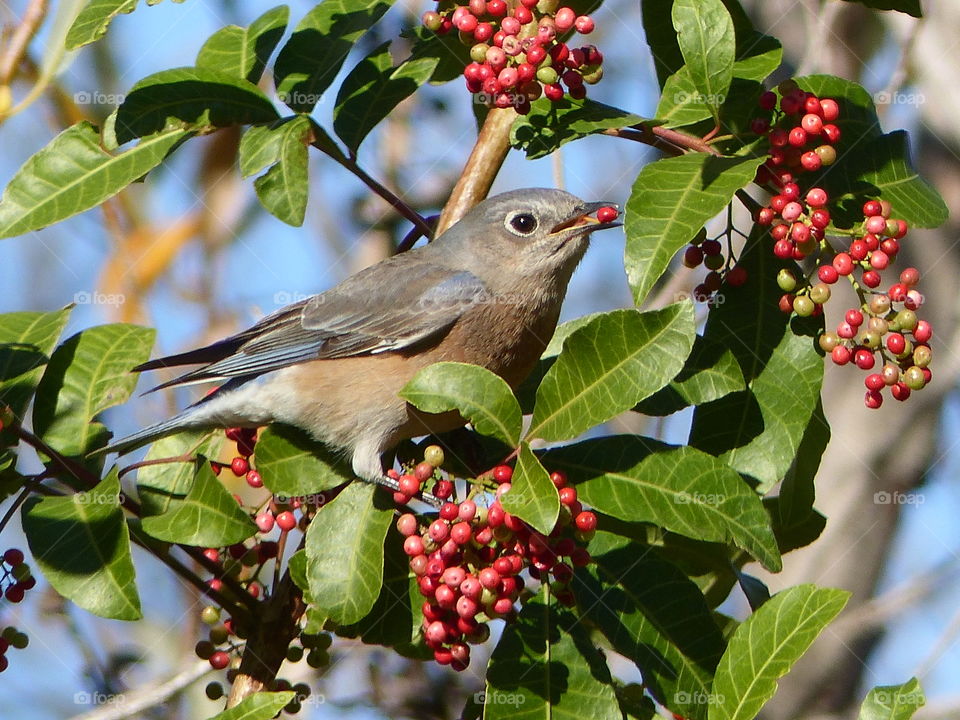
xmin=507 ymin=212 xmax=538 ymax=235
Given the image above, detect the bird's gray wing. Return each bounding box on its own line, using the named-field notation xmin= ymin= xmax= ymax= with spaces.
xmin=145 ymin=261 xmax=490 ymax=390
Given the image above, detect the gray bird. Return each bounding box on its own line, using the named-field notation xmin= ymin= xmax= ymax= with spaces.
xmin=98 ymin=188 xmax=620 ymax=483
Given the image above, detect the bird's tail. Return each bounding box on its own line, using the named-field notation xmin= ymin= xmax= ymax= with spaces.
xmin=90 ymin=413 xmax=197 ymax=457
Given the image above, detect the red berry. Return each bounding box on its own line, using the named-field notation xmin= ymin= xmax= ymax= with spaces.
xmin=865 ymin=390 xmax=883 ymax=409
xmin=769 ymin=128 xmax=788 ymax=147
xmin=513 ymin=5 xmax=533 ymax=24
xmin=229 ymin=457 xmax=248 ymax=476
xmin=555 ymin=6 xmax=576 ymax=30
xmin=574 ymin=15 xmax=595 ymax=33
xmin=276 ymin=511 xmax=296 ymax=532
xmin=810 ymin=209 xmax=830 ymax=229
xmin=255 ymin=512 xmax=275 ymax=533
xmin=914 ymin=320 xmax=932 ymax=343
xmin=806 ymin=187 xmax=828 ymax=207
xmin=492 ymin=465 xmax=513 ymax=483
xmin=831 ymin=345 xmax=851 ymax=365
xmin=832 ymin=253 xmax=854 ymax=275
xmin=788 ymin=127 xmax=808 ymax=147
xmin=759 ymin=91 xmax=777 ymax=110
xmin=429 ymin=519 xmax=449 ymax=542
xmin=574 ymin=511 xmax=597 ymax=532
xmin=900 ymin=267 xmax=920 ymax=286
xmin=726 ymin=266 xmax=748 ymax=287
xmin=817 ymin=265 xmax=838 ymax=284
xmin=479 ymin=567 xmax=500 ymax=589
xmin=596 ymin=206 xmax=619 ymax=223
xmin=846 ymin=308 xmax=864 ymax=326
xmin=800 ymin=151 xmax=822 ymax=171
xmin=801 ymin=113 xmax=823 ymax=135
xmin=244 ymin=470 xmax=262 ymax=488
xmin=886 ymin=333 xmax=906 ymax=354
xmin=854 ymin=348 xmax=876 ymax=370
xmin=865 ymin=373 xmax=885 ymax=391
xmin=398 ymin=474 xmax=420 ymax=496
xmin=434 ymin=480 xmax=454 ymax=499
xmin=892 ymin=382 xmax=911 ymax=401
xmin=821 ymin=124 xmax=840 ymax=143
xmin=820 ymin=98 xmax=839 ymax=121
xmin=486 ymin=0 xmax=506 ymax=16
xmin=3 ymin=549 xmax=24 ymax=566
xmin=559 ymin=486 xmax=578 ymax=506
xmin=209 ymin=651 xmax=230 ymax=670
xmin=862 ymin=270 xmax=881 ymax=288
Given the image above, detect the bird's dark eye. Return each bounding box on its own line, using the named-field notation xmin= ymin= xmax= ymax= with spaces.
xmin=507 ymin=212 xmax=538 ymax=235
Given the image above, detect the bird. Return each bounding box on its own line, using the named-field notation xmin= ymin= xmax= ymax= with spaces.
xmin=96 ymin=188 xmax=620 ymax=485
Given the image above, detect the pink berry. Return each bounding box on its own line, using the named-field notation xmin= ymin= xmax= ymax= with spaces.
xmin=574 ymin=15 xmax=595 ymax=33
xmin=276 ymin=511 xmax=296 ymax=532
xmin=255 ymin=512 xmax=275 ymax=533
xmin=914 ymin=320 xmax=932 ymax=343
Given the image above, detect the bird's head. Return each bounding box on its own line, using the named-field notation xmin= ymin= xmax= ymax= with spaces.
xmin=436 ymin=188 xmax=621 ymax=284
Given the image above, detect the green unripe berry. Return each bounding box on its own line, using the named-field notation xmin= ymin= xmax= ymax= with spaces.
xmin=209 ymin=625 xmax=229 ymax=645
xmin=809 ymin=282 xmax=831 ymax=304
xmin=470 ymin=43 xmax=489 ymax=63
xmin=423 ymin=444 xmax=445 ymax=468
xmin=536 ymin=67 xmax=559 ymax=85
xmin=703 ymin=254 xmax=724 ymax=271
xmin=913 ymin=345 xmax=932 ymax=367
xmin=869 ymin=294 xmax=891 ymax=315
xmin=793 ymin=296 xmax=815 ymax=317
xmin=818 ymin=332 xmax=840 ymax=353
xmin=10 ymin=632 xmax=28 ymax=649
xmin=286 ymin=645 xmax=304 ymax=662
xmin=898 ymin=310 xmax=918 ymax=331
xmin=859 ymin=331 xmax=881 ymax=349
xmin=777 ymin=269 xmax=798 ymax=292
xmin=581 ymin=66 xmax=603 ymax=84
xmin=904 ymin=365 xmax=925 ymax=390
xmin=200 ymin=606 xmax=221 ymax=625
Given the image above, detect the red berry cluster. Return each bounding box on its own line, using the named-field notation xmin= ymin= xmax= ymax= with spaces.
xmin=422 ymin=0 xmax=603 ymax=114
xmin=753 ymin=83 xmax=841 ymax=183
xmin=681 ymin=233 xmax=749 ymax=304
xmin=394 ymin=448 xmax=595 ymax=670
xmin=0 ymin=548 xmax=33 ymax=673
xmin=749 ymin=82 xmax=934 ymax=409
xmin=211 ymin=426 xmax=261 ymax=489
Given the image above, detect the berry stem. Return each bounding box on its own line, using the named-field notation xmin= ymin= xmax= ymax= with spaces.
xmin=603 ymin=125 xmax=722 ymax=157
xmin=436 ymin=107 xmax=519 ymax=234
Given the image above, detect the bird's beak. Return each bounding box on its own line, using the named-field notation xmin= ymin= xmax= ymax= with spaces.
xmin=549 ymin=201 xmax=622 ymax=237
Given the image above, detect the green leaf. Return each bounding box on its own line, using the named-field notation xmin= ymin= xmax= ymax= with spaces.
xmin=205 ymin=691 xmax=296 ymax=720
xmin=689 ymin=230 xmax=823 ymax=493
xmin=65 ymin=0 xmax=138 ymax=49
xmin=511 ymin=97 xmax=648 ymax=160
xmin=529 ymin=304 xmax=696 ymax=442
xmin=238 ymin=116 xmax=312 ymax=226
xmin=405 ymin=25 xmax=472 ymax=84
xmin=135 ymin=430 xmax=225 ymax=517
xmin=484 ymin=596 xmax=620 ymax=720
xmin=22 ymin=469 xmax=141 ymax=620
xmin=334 ymin=42 xmax=438 ymax=154
xmin=542 ymin=436 xmax=781 ymax=571
xmin=400 ymin=362 xmax=522 ymax=448
xmin=841 ymin=131 xmax=948 ymax=228
xmin=287 ymin=550 xmax=327 ymax=635
xmin=274 ymin=0 xmax=395 ymax=113
xmin=624 ymin=153 xmax=764 ymax=305
xmin=765 ymin=400 xmax=828 ymax=553
xmin=656 ymin=35 xmax=781 ymax=129
xmin=709 ymin=585 xmax=849 ymax=720
xmin=253 ymin=423 xmax=352 ymax=499
xmin=635 ymin=334 xmax=746 ymax=416
xmin=0 ymin=122 xmax=187 ymax=239
xmin=336 ymin=526 xmax=425 ymax=653
xmin=642 ymin=0 xmax=687 ymax=89
xmin=196 ymin=6 xmax=290 ymax=84
xmin=32 ymin=324 xmax=155 ymax=457
xmin=858 ymin=678 xmax=925 ymax=720
xmin=841 ymin=0 xmax=921 ymax=17
xmin=140 ymin=460 xmax=256 ymax=546
xmin=305 ymin=482 xmax=392 ymax=625
xmin=115 ymin=66 xmax=278 ymax=144
xmin=0 ymin=308 xmax=71 ymax=420
xmin=671 ymin=0 xmax=735 ymax=121
xmin=577 ymin=532 xmax=725 ymax=720
xmin=501 ymin=442 xmax=558 ymax=535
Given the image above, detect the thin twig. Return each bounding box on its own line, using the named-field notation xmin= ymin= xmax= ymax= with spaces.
xmin=67 ymin=659 xmax=214 ymax=720
xmin=0 ymin=0 xmax=48 ymax=90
